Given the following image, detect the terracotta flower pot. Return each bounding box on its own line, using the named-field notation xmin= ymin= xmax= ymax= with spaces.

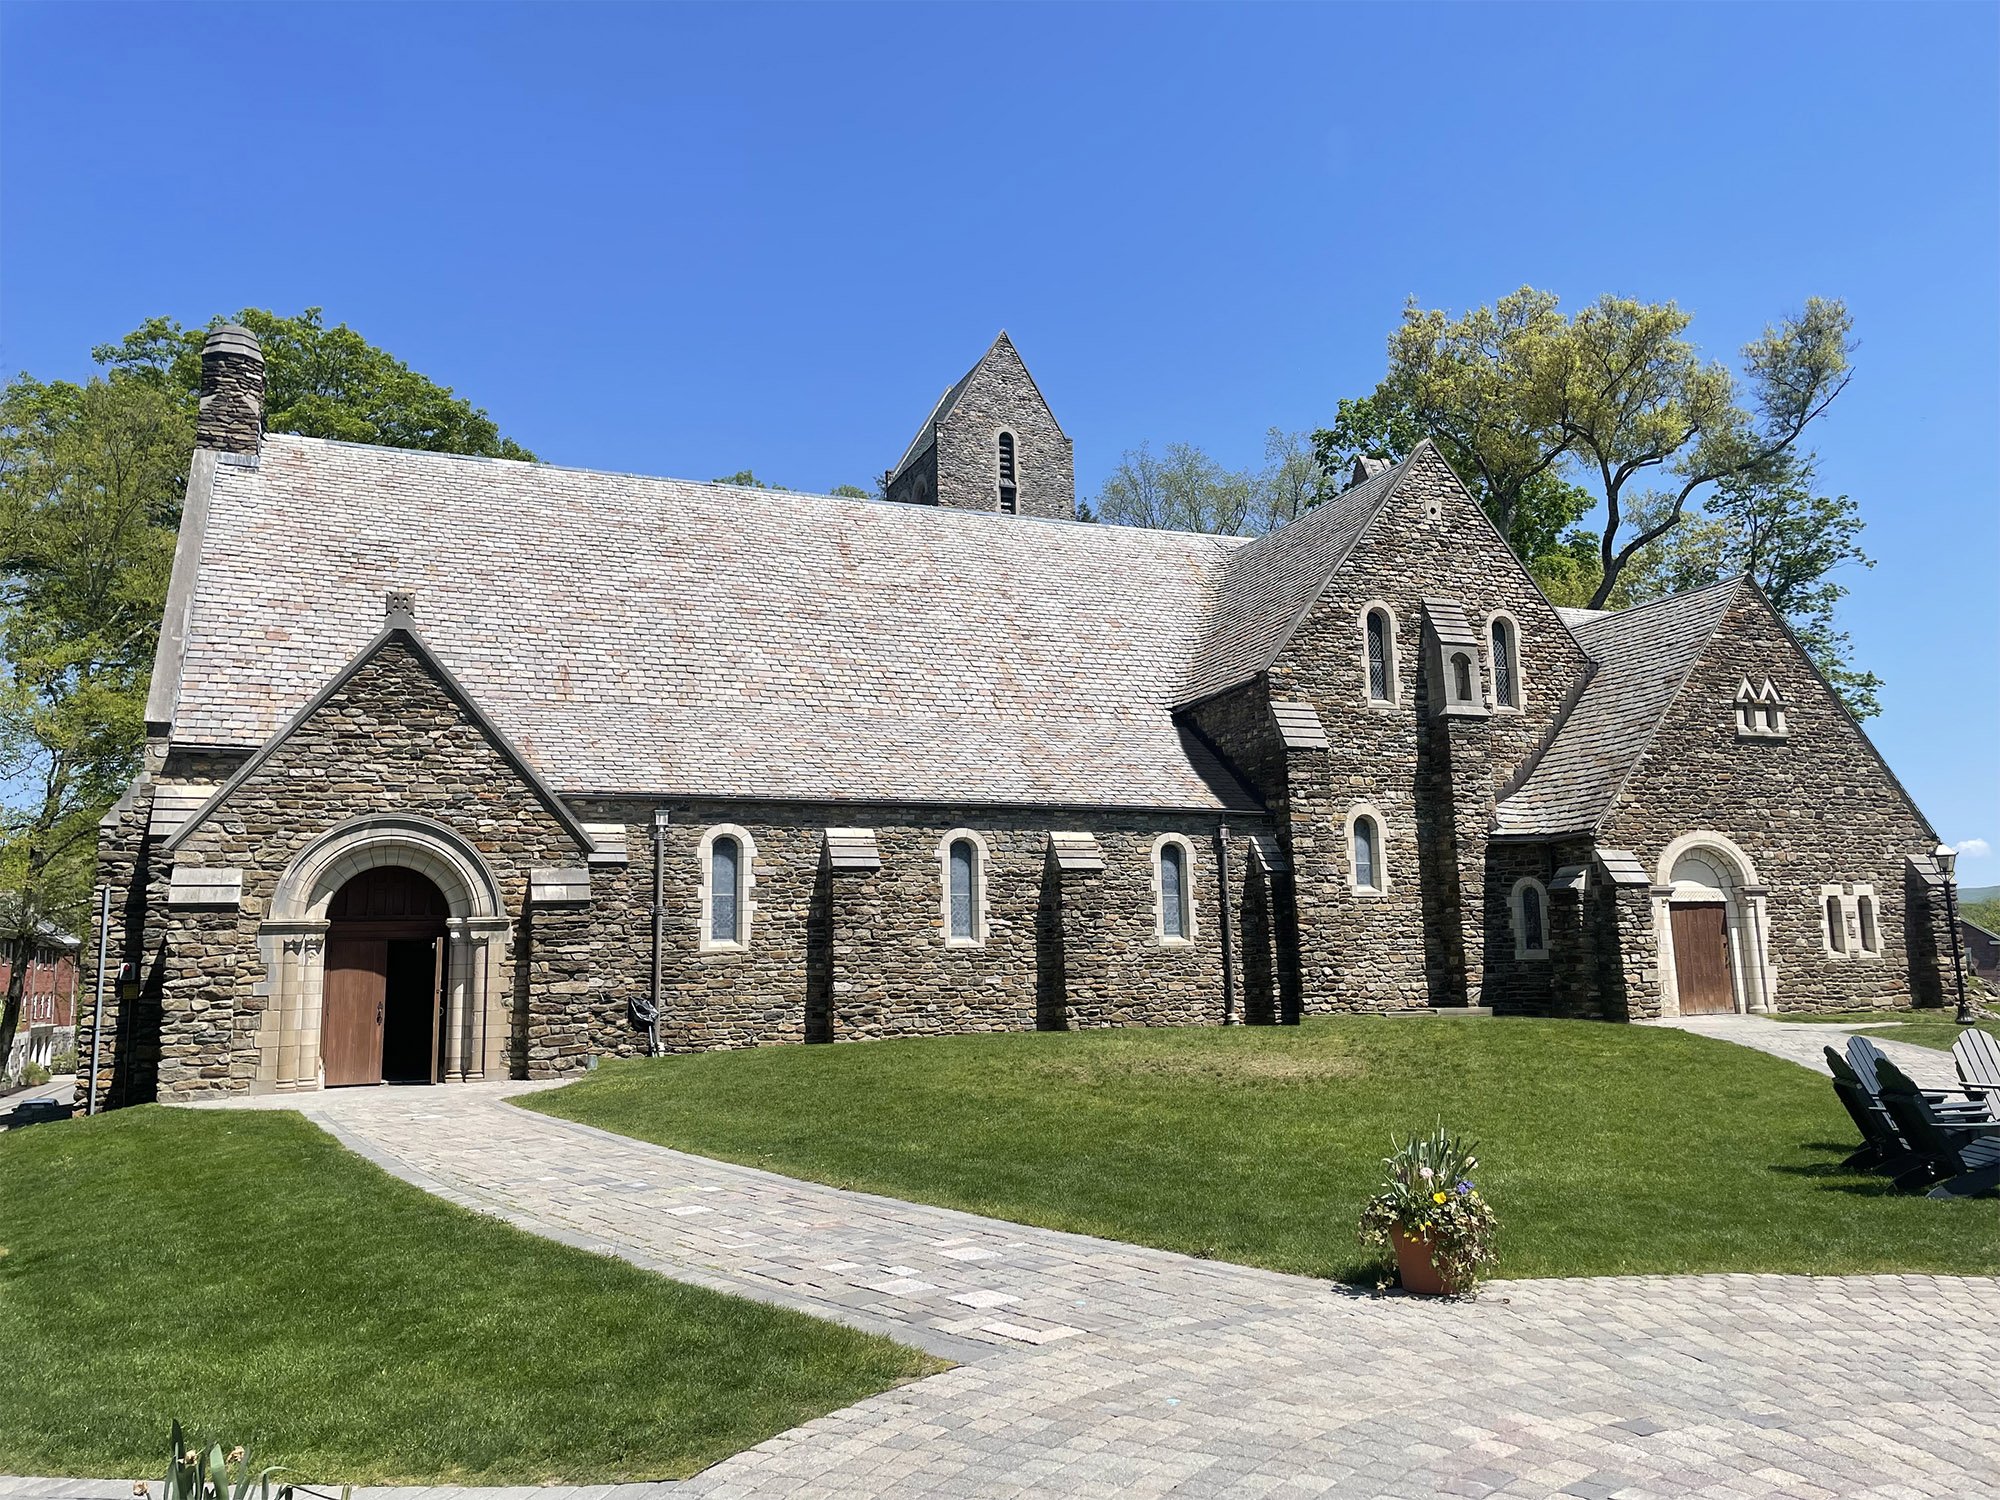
xmin=1390 ymin=1227 xmax=1456 ymax=1296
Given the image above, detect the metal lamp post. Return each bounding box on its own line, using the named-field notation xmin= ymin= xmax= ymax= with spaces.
xmin=1935 ymin=842 xmax=1975 ymax=1025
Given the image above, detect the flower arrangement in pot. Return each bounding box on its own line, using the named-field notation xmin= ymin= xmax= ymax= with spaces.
xmin=1357 ymin=1124 xmax=1499 ymax=1296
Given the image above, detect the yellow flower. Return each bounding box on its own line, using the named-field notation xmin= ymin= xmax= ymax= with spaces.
xmin=1432 ymin=1191 xmax=1447 ymax=1203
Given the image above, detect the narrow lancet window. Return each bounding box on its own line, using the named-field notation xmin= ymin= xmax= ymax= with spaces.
xmin=1366 ymin=610 xmax=1391 ymax=701
xmin=1160 ymin=842 xmax=1188 ymax=939
xmin=1453 ymin=652 xmax=1474 ymax=705
xmin=1491 ymin=619 xmax=1517 ymax=708
xmin=1521 ymin=882 xmax=1544 ymax=952
xmin=997 ymin=432 xmax=1018 ymax=514
xmin=949 ymin=838 xmax=977 ymax=940
xmin=1354 ymin=816 xmax=1381 ymax=891
xmin=711 ymin=836 xmax=741 ymax=944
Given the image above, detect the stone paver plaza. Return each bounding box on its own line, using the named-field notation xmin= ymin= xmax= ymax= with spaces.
xmin=8 ymin=1018 xmax=1995 ymax=1500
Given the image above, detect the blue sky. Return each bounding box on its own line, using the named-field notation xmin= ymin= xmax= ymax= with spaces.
xmin=4 ymin=1 xmax=1995 ymax=879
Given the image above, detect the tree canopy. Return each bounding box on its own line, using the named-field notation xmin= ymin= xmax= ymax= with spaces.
xmin=96 ymin=308 xmax=535 ymax=460
xmin=1313 ymin=288 xmax=1854 ymax=610
xmin=0 ymin=310 xmax=534 ymax=1069
xmin=1311 ymin=288 xmax=1875 ymax=717
xmin=1094 ymin=429 xmax=1317 ymax=536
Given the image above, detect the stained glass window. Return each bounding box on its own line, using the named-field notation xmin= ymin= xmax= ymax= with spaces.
xmin=711 ymin=836 xmax=740 ymax=943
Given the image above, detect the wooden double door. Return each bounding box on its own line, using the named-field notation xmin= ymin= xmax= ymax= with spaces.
xmin=324 ymin=932 xmax=447 ymax=1086
xmin=1670 ymin=902 xmax=1737 ymax=1016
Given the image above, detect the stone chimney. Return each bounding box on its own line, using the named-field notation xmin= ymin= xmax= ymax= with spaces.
xmin=196 ymin=323 xmax=265 ymax=455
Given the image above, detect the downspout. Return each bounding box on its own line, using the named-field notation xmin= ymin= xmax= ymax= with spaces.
xmin=1216 ymin=824 xmax=1237 ymax=1024
xmin=646 ymin=809 xmax=669 ymax=1055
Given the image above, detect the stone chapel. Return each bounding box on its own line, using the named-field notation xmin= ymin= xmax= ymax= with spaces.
xmin=81 ymin=324 xmax=1961 ymax=1102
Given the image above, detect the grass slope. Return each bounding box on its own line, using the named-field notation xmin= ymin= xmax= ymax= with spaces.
xmin=530 ymin=1019 xmax=1998 ymax=1284
xmin=0 ymin=1107 xmax=939 ymax=1485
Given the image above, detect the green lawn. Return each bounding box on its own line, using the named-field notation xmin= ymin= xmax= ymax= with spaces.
xmin=1768 ymin=1008 xmax=2000 ymax=1054
xmin=528 ymin=1018 xmax=1998 ymax=1285
xmin=0 ymin=1107 xmax=939 ymax=1486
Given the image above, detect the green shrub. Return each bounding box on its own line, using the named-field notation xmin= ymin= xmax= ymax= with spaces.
xmin=142 ymin=1422 xmax=338 ymax=1500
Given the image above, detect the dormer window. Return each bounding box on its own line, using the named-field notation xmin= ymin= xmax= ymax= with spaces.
xmin=1421 ymin=598 xmax=1486 ymax=717
xmin=997 ymin=432 xmax=1018 ymax=514
xmin=1735 ymin=678 xmax=1788 ymax=739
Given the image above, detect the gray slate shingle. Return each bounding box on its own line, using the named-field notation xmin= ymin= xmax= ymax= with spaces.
xmin=1494 ymin=578 xmax=1745 ymax=837
xmin=1177 ymin=459 xmax=1406 ymax=704
xmin=169 ymin=436 xmax=1259 ymax=811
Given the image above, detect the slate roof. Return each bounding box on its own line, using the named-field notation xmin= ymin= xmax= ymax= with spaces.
xmin=1177 ymin=455 xmax=1410 ymax=704
xmin=888 ymin=361 xmax=979 ymax=483
xmin=166 ymin=435 xmax=1259 ymax=811
xmin=1494 ymin=577 xmax=1746 ymax=837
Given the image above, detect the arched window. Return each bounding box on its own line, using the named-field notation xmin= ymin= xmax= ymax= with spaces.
xmin=1825 ymin=892 xmax=1846 ymax=956
xmin=699 ymin=825 xmax=756 ymax=952
xmin=1365 ymin=608 xmax=1394 ymax=702
xmin=1452 ymin=652 xmax=1474 ymax=705
xmin=997 ymin=432 xmax=1018 ymax=514
xmin=1511 ymin=877 xmax=1549 ymax=959
xmin=948 ymin=838 xmax=978 ymax=941
xmin=1155 ymin=838 xmax=1193 ymax=942
xmin=1857 ymin=892 xmax=1879 ymax=956
xmin=1352 ymin=813 xmax=1382 ymax=893
xmin=938 ymin=830 xmax=990 ymax=946
xmin=1490 ymin=618 xmax=1517 ymax=709
xmin=711 ymin=836 xmax=739 ymax=943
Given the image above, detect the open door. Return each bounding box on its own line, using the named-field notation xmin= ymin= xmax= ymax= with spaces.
xmin=323 ymin=936 xmax=387 ymax=1086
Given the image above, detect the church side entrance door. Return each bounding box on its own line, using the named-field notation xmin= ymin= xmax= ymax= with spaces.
xmin=1671 ymin=903 xmax=1735 ymax=1015
xmin=323 ymin=937 xmax=388 ymax=1085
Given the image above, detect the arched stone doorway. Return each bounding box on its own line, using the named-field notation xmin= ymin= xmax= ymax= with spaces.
xmin=1652 ymin=833 xmax=1774 ymax=1017
xmin=252 ymin=814 xmax=511 ymax=1092
xmin=323 ymin=866 xmax=449 ymax=1086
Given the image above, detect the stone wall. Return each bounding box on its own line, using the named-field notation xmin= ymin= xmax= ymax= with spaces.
xmin=157 ymin=636 xmax=590 ymax=1096
xmin=565 ymin=800 xmax=1272 ymax=1063
xmin=1598 ymin=588 xmax=1943 ymax=1013
xmin=933 ymin=337 xmax=1075 ymax=520
xmin=77 ymin=772 xmax=167 ymax=1109
xmin=1265 ymin=448 xmax=1593 ymax=1011
xmin=883 ymin=443 xmax=938 ymax=510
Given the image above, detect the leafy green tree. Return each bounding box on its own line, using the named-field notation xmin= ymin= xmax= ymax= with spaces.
xmin=712 ymin=470 xmax=770 ymax=488
xmin=1095 ymin=431 xmax=1319 ymax=537
xmin=0 ymin=310 xmax=536 ymax=1066
xmin=829 ymin=484 xmax=871 ymax=499
xmin=1619 ymin=454 xmax=1882 ymax=717
xmin=1315 ymin=289 xmax=1854 ymax=611
xmin=1096 ymin=443 xmax=1257 ymax=535
xmin=0 ymin=373 xmax=187 ymax=1067
xmin=96 ymin=309 xmax=535 ymax=460
xmin=1312 ymin=387 xmax=1597 ymax=602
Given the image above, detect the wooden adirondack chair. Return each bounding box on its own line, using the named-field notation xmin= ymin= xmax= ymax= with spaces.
xmin=1873 ymin=1058 xmax=2000 ymax=1199
xmin=1824 ymin=1048 xmax=1932 ymax=1183
xmin=1953 ymin=1028 xmax=2000 ymax=1107
xmin=1846 ymin=1035 xmax=1991 ymax=1119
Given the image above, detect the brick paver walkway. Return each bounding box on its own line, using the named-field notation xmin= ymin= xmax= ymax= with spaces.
xmin=1646 ymin=1014 xmax=1962 ymax=1089
xmin=10 ymin=1025 xmax=1997 ymax=1500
